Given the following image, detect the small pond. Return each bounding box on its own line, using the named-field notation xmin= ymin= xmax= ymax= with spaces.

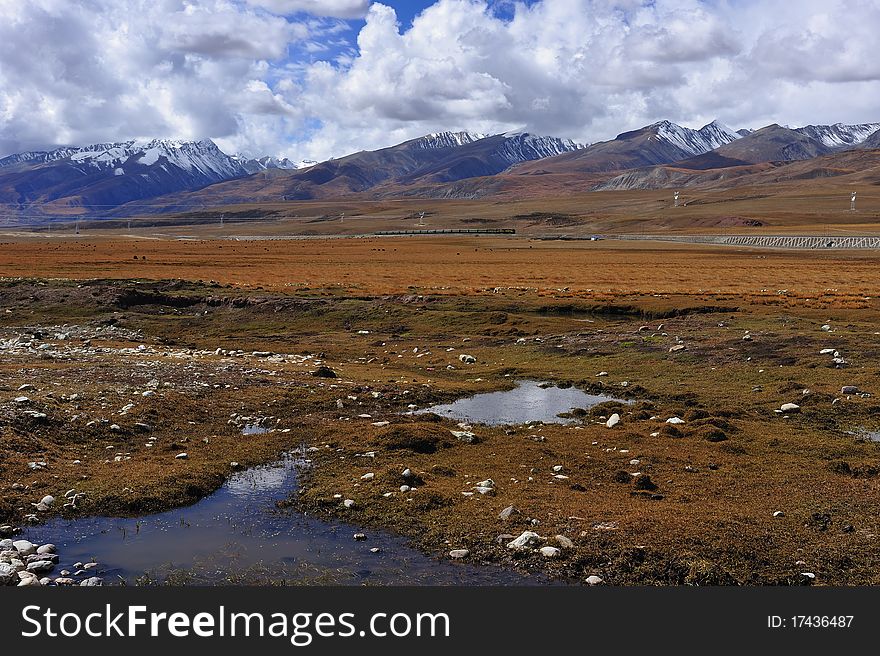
xmin=23 ymin=449 xmax=549 ymax=585
xmin=414 ymin=379 xmax=628 ymax=426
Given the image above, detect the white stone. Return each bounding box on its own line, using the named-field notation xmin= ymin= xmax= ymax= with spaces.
xmin=666 ymin=417 xmax=685 ymax=424
xmin=360 ymin=473 xmax=375 ymax=481
xmin=780 ymin=403 xmax=800 ymax=413
xmin=449 ymin=549 xmax=470 ymax=559
xmin=0 ymin=562 xmax=16 ymax=585
xmin=507 ymin=531 xmax=542 ymax=550
xmin=342 ymin=499 xmax=355 ymax=508
xmin=585 ymin=575 xmax=604 ymax=585
xmin=12 ymin=540 xmax=35 ymax=556
xmin=606 ymin=413 xmax=621 ymax=429
xmin=175 ymin=452 xmax=188 ymax=459
xmin=539 ymin=546 xmax=561 ymax=558
xmin=26 ymin=560 xmax=55 ymax=573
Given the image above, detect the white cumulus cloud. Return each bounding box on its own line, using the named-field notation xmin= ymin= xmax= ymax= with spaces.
xmin=1 ymin=0 xmax=879 ymax=163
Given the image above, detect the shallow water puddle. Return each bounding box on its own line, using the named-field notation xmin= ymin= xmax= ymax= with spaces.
xmin=23 ymin=451 xmax=546 ymax=585
xmin=415 ymin=379 xmax=628 ymax=426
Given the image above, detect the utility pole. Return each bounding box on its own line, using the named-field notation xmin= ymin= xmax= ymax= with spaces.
xmin=851 ymin=191 xmax=857 ymax=211
xmin=674 ymin=191 xmax=680 ymax=208
xmin=417 ymin=211 xmax=426 ymax=227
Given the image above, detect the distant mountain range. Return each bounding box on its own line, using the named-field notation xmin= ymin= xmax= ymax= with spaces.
xmin=1 ymin=118 xmax=879 ymax=220
xmin=594 ymin=122 xmax=880 ymax=191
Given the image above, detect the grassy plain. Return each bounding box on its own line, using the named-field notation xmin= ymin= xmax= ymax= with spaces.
xmin=2 ymin=235 xmax=880 ymax=585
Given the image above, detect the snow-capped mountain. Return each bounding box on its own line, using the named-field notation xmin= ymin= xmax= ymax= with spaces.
xmin=231 ymin=129 xmax=586 ymax=200
xmin=649 ymin=120 xmax=741 ymax=158
xmin=511 ymin=119 xmax=741 ymax=176
xmin=496 ymin=132 xmax=586 ymax=165
xmin=413 ymin=131 xmax=487 ymax=150
xmin=0 ymin=146 xmax=84 ymax=168
xmin=793 ymin=123 xmax=880 ymax=149
xmin=233 ymin=154 xmax=317 ymax=174
xmin=2 ymin=139 xmax=248 ymax=178
xmin=0 ymin=138 xmax=252 ymax=217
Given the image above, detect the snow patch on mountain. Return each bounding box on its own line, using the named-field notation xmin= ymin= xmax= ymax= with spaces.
xmin=496 ymin=132 xmax=585 ymax=164
xmin=234 ymin=154 xmax=317 ymax=174
xmin=794 ymin=123 xmax=880 ymax=148
xmin=414 ymin=131 xmax=487 ymax=149
xmin=651 ymin=120 xmax=741 ymax=157
xmin=33 ymin=139 xmax=247 ymax=181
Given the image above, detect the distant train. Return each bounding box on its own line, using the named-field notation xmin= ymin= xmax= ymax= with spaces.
xmin=374 ymin=228 xmax=516 ymax=235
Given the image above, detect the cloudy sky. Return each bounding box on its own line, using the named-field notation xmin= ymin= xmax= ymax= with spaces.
xmin=1 ymin=0 xmax=879 ymax=161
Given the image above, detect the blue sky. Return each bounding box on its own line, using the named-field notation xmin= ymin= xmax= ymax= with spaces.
xmin=1 ymin=0 xmax=879 ymax=161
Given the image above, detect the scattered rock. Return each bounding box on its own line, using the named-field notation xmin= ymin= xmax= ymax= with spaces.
xmin=360 ymin=472 xmax=375 ymax=481
xmin=498 ymin=505 xmax=520 ymax=521
xmin=311 ymin=366 xmax=338 ymax=378
xmin=353 ymin=533 xmax=367 ymax=541
xmin=458 ymin=354 xmax=476 ymax=364
xmin=633 ymin=474 xmax=657 ymax=491
xmin=539 ymin=546 xmax=561 ymax=558
xmin=780 ymin=403 xmax=800 ymax=413
xmin=666 ymin=417 xmax=685 ymax=425
xmin=175 ymin=452 xmax=188 ymax=459
xmin=449 ymin=549 xmax=469 ymax=559
xmin=79 ymin=577 xmax=103 ymax=586
xmin=0 ymin=563 xmax=17 ymax=586
xmin=606 ymin=413 xmax=621 ymax=429
xmin=17 ymin=572 xmax=41 ymax=586
xmin=841 ymin=386 xmax=860 ymax=394
xmin=585 ymin=575 xmax=604 ymax=586
xmin=773 ymin=511 xmax=785 ymax=518
xmin=12 ymin=540 xmax=35 ymax=557
xmin=555 ymin=535 xmax=574 ymax=549
xmin=342 ymin=499 xmax=355 ymax=508
xmin=507 ymin=531 xmax=543 ymax=550
xmin=26 ymin=560 xmax=55 ymax=574
xmin=450 ymin=430 xmax=478 ymax=443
